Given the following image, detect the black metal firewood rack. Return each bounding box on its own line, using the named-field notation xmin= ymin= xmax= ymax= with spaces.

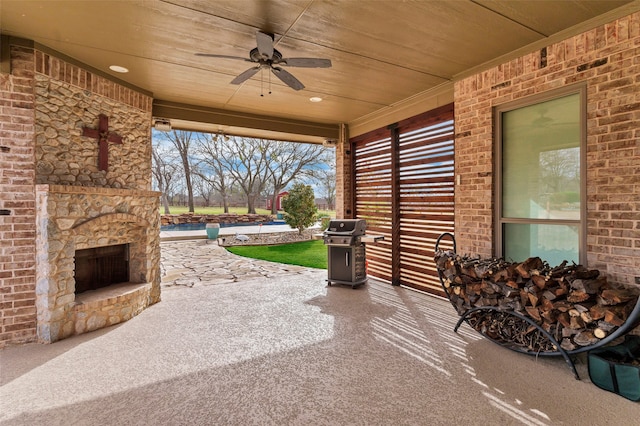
xmin=435 ymin=232 xmax=640 ymax=379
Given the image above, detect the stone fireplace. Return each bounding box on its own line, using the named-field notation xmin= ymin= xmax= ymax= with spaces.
xmin=35 ymin=185 xmax=161 ymax=342
xmin=6 ymin=45 xmax=164 ymax=344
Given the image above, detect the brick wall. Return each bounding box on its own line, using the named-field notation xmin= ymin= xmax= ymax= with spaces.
xmin=454 ymin=12 xmax=640 ymax=287
xmin=0 ymin=46 xmax=37 ymax=346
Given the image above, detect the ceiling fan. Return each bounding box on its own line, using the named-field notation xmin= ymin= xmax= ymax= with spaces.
xmin=196 ymin=31 xmax=331 ymax=91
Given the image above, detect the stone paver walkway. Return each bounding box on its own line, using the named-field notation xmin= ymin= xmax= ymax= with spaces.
xmin=160 ymin=239 xmax=317 ymax=287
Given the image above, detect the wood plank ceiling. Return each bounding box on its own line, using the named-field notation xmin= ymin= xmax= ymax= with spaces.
xmin=1 ymin=0 xmax=637 ymax=142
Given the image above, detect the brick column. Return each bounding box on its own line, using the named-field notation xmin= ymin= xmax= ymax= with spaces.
xmin=0 ymin=46 xmax=37 ymax=347
xmin=335 ymin=123 xmax=353 ymax=219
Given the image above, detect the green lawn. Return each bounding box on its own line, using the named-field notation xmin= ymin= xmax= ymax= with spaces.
xmin=226 ymin=239 xmax=327 ymax=269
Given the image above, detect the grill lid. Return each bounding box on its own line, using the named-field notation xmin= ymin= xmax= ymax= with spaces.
xmin=324 ymin=219 xmax=366 ymax=236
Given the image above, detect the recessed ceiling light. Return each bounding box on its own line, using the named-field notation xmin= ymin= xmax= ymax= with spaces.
xmin=109 ymin=65 xmax=129 ymax=73
xmin=309 ymin=97 xmax=323 ymax=103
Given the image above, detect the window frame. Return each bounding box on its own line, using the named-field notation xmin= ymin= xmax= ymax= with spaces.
xmin=494 ymin=84 xmax=587 ymax=264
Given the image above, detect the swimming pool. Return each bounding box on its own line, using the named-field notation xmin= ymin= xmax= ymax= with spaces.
xmin=160 ymin=221 xmax=286 ymax=231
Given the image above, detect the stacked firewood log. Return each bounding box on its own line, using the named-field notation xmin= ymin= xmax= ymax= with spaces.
xmin=435 ymin=251 xmax=640 ymax=352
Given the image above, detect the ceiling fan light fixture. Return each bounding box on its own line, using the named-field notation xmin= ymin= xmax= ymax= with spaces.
xmin=309 ymin=97 xmax=323 ymax=102
xmin=196 ymin=30 xmax=331 ymax=92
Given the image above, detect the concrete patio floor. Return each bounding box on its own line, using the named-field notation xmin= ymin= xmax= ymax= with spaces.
xmin=1 ymin=240 xmax=639 ymax=425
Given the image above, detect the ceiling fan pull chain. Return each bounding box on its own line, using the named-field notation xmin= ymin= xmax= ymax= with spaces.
xmin=260 ymin=68 xmax=264 ymax=97
xmin=269 ymin=70 xmax=272 ymax=95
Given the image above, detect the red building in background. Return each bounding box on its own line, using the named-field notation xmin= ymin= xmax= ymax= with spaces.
xmin=266 ymin=192 xmax=288 ymax=211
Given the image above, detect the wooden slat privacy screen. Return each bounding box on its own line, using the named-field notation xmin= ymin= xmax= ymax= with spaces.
xmin=351 ymin=104 xmax=454 ymax=295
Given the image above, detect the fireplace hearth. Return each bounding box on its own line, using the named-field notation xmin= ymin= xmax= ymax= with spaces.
xmin=75 ymin=244 xmax=130 ymax=294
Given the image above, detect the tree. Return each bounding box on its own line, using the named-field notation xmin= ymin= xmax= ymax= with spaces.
xmin=195 ymin=133 xmax=236 ymax=213
xmin=191 ymin=172 xmax=216 ymax=207
xmin=282 ymin=183 xmax=318 ymax=234
xmin=225 ymin=137 xmax=271 ymax=214
xmin=166 ymin=130 xmax=196 ymax=213
xmin=152 ymin=131 xmax=336 ymax=215
xmin=265 ymin=141 xmax=326 ymax=214
xmin=539 ymin=147 xmax=580 ymax=194
xmin=317 ymin=168 xmax=336 ymax=210
xmin=151 ymin=139 xmax=180 ymax=214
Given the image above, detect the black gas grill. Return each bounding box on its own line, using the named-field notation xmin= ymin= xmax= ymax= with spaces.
xmin=323 ymin=219 xmax=368 ymax=288
xmin=323 ymin=219 xmax=366 ymax=246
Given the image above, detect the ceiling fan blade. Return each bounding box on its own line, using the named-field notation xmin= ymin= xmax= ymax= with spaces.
xmin=195 ymin=53 xmax=251 ymax=62
xmin=271 ymin=67 xmax=304 ymax=91
xmin=281 ymin=58 xmax=332 ymax=68
xmin=231 ymin=67 xmax=260 ymax=84
xmin=256 ymin=31 xmax=274 ymax=60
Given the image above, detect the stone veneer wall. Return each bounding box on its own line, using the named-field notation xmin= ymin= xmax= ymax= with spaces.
xmin=33 ymin=50 xmax=152 ymax=188
xmin=36 ymin=185 xmax=160 ymax=342
xmin=217 ymin=228 xmax=318 ymax=247
xmin=161 ymin=213 xmax=274 ymax=226
xmin=454 ymin=12 xmax=640 ymax=287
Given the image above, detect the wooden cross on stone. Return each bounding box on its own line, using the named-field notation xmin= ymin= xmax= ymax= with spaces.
xmin=82 ymin=114 xmax=123 ymax=172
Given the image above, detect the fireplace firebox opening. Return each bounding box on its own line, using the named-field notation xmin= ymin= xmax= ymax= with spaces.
xmin=74 ymin=244 xmax=130 ymax=294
